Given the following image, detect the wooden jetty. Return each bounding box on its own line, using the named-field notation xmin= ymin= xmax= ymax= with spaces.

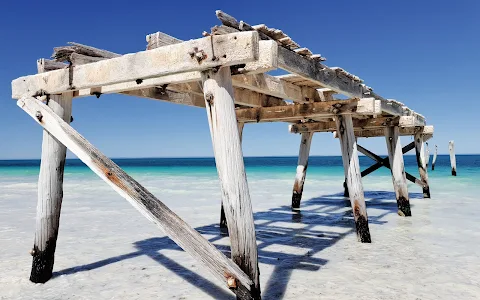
xmin=11 ymin=10 xmax=434 ymax=299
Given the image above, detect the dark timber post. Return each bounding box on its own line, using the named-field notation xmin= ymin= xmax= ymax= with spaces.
xmin=385 ymin=127 xmax=411 ymax=216
xmin=336 ymin=115 xmax=371 ymax=243
xmin=30 ymin=92 xmax=73 ymax=283
xmin=291 ymin=132 xmax=313 ymax=209
xmin=202 ymin=67 xmax=260 ymax=299
xmin=414 ymin=132 xmax=431 ymax=198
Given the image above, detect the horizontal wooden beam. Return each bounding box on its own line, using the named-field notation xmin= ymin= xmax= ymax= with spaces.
xmin=289 ymin=116 xmax=401 ymax=133
xmin=17 ymin=96 xmax=255 ymax=298
xmin=12 ymin=32 xmax=259 ymax=99
xmin=235 ymin=98 xmax=379 ymax=123
xmin=334 ymin=125 xmax=434 ymax=138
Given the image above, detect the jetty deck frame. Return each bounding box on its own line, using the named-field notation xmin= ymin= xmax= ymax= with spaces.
xmin=11 ymin=11 xmax=434 ymax=299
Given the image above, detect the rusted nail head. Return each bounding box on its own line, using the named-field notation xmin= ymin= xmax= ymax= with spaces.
xmin=35 ymin=111 xmax=43 ymax=121
xmin=227 ymin=276 xmax=237 ymax=288
xmin=205 ymin=93 xmax=214 ymax=103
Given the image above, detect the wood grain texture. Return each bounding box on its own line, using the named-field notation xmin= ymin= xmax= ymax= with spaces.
xmin=12 ymin=32 xmax=259 ymax=98
xmin=30 ymin=93 xmax=73 ymax=283
xmin=338 ymin=125 xmax=434 ymax=138
xmin=449 ymin=141 xmax=457 ymax=176
xmin=291 ymin=132 xmax=313 ymax=209
xmin=432 ymin=145 xmax=438 ymax=171
xmin=18 ymin=96 xmax=256 ymax=299
xmin=335 ymin=115 xmax=371 ymax=243
xmin=202 ymin=67 xmax=260 ymax=299
xmin=415 ymin=133 xmax=431 ymax=198
xmin=385 ymin=127 xmax=411 ymax=216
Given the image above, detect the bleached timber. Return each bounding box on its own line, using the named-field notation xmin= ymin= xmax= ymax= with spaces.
xmin=415 ymin=132 xmax=431 ymax=198
xmin=449 ymin=141 xmax=457 ymax=176
xmin=30 ymin=93 xmax=72 ymax=283
xmin=202 ymin=67 xmax=260 ymax=299
xmin=18 ymin=97 xmax=256 ymax=299
xmin=426 ymin=143 xmax=430 ymax=168
xmin=432 ymin=145 xmax=438 ymax=171
xmin=335 ymin=115 xmax=371 ymax=243
xmin=385 ymin=127 xmax=411 ymax=216
xmin=291 ymin=132 xmax=313 ymax=209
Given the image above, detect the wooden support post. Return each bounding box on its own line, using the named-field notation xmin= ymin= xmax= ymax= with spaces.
xmin=415 ymin=133 xmax=431 ymax=198
xmin=385 ymin=127 xmax=411 ymax=216
xmin=432 ymin=145 xmax=438 ymax=171
xmin=335 ymin=115 xmax=371 ymax=243
xmin=291 ymin=132 xmax=313 ymax=209
xmin=18 ymin=96 xmax=256 ymax=299
xmin=425 ymin=142 xmax=430 ymax=168
xmin=220 ymin=122 xmax=245 ymax=229
xmin=30 ymin=92 xmax=73 ymax=283
xmin=449 ymin=141 xmax=457 ymax=176
xmin=202 ymin=67 xmax=260 ymax=299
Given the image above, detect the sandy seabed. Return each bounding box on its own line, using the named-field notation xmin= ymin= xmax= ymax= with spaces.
xmin=1 ymin=172 xmax=479 ymax=299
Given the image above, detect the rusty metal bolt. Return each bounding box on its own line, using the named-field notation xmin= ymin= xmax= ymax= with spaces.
xmin=389 ymin=137 xmax=393 ymax=141
xmin=70 ymin=116 xmax=74 ymax=123
xmin=227 ymin=277 xmax=237 ymax=289
xmin=29 ymin=249 xmax=35 ymax=256
xmin=332 ymin=108 xmax=339 ymax=114
xmin=188 ymin=50 xmax=195 ymax=58
xmin=35 ymin=111 xmax=43 ymax=122
xmin=334 ymin=103 xmax=342 ymax=108
xmin=205 ymin=93 xmax=214 ymax=104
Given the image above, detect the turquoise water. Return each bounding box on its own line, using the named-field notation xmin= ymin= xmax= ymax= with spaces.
xmin=1 ymin=155 xmax=479 ymax=181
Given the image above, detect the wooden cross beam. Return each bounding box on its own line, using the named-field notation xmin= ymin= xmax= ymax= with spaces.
xmin=358 ymin=143 xmax=425 ymax=187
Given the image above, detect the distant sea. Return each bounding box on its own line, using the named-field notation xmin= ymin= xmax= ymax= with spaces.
xmin=1 ymin=155 xmax=479 ymax=185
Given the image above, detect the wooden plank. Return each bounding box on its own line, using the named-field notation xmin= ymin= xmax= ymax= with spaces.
xmin=385 ymin=127 xmax=411 ymax=216
xmin=37 ymin=59 xmax=67 ymax=73
xmin=398 ymin=115 xmax=426 ymax=127
xmin=232 ymin=73 xmax=304 ymax=102
xmin=432 ymin=145 xmax=438 ymax=171
xmin=121 ymin=88 xmax=206 ymax=107
xmin=202 ymin=67 xmax=260 ymax=299
xmin=146 ymin=32 xmax=182 ymax=49
xmin=415 ymin=133 xmax=431 ymax=198
xmin=291 ymin=132 xmax=313 ymax=210
xmin=339 ymin=125 xmax=434 ymax=138
xmin=277 ymin=46 xmax=385 ymax=100
xmin=449 ymin=140 xmax=457 ymax=176
xmin=289 ymin=116 xmax=401 ymax=133
xmin=336 ymin=114 xmax=371 ymax=243
xmin=426 ymin=142 xmax=430 ymax=168
xmin=236 ymin=99 xmax=380 ymax=123
xmin=12 ymin=32 xmax=259 ymax=99
xmin=30 ymin=92 xmax=73 ymax=283
xmin=17 ymin=96 xmax=255 ymax=299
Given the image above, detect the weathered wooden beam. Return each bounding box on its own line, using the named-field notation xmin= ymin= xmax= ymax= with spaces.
xmin=415 ymin=133 xmax=431 ymax=198
xmin=336 ymin=114 xmax=371 ymax=243
xmin=289 ymin=116 xmax=400 ymax=133
xmin=338 ymin=125 xmax=434 ymax=138
xmin=449 ymin=140 xmax=457 ymax=176
xmin=121 ymin=88 xmax=206 ymax=107
xmin=202 ymin=67 xmax=260 ymax=299
xmin=29 ymin=93 xmax=72 ymax=283
xmin=37 ymin=59 xmax=67 ymax=73
xmin=385 ymin=127 xmax=411 ymax=216
xmin=236 ymin=98 xmax=378 ymax=123
xmin=291 ymin=132 xmax=313 ymax=210
xmin=12 ymin=32 xmax=259 ymax=99
xmin=146 ymin=32 xmax=182 ymax=49
xmin=18 ymin=96 xmax=255 ymax=298
xmin=432 ymin=145 xmax=438 ymax=171
xmin=425 ymin=142 xmax=430 ymax=168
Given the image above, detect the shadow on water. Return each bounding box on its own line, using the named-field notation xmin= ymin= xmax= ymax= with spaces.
xmin=53 ymin=190 xmax=423 ymax=299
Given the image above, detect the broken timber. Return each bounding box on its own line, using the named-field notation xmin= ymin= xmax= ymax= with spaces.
xmin=10 ymin=9 xmax=435 ymax=299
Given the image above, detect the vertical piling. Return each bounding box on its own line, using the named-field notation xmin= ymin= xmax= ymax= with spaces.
xmin=30 ymin=93 xmax=73 ymax=283
xmin=414 ymin=132 xmax=430 ymax=198
xmin=202 ymin=67 xmax=260 ymax=299
xmin=291 ymin=132 xmax=313 ymax=210
xmin=220 ymin=122 xmax=245 ymax=230
xmin=385 ymin=127 xmax=411 ymax=216
xmin=425 ymin=142 xmax=430 ymax=168
xmin=449 ymin=140 xmax=457 ymax=176
xmin=432 ymin=145 xmax=438 ymax=171
xmin=336 ymin=115 xmax=371 ymax=243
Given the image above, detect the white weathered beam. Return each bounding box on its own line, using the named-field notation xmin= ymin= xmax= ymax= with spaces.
xmin=449 ymin=140 xmax=457 ymax=176
xmin=432 ymin=145 xmax=438 ymax=171
xmin=291 ymin=132 xmax=313 ymax=209
xmin=336 ymin=114 xmax=371 ymax=243
xmin=17 ymin=96 xmax=255 ymax=299
xmin=385 ymin=126 xmax=411 ymax=216
xmin=334 ymin=125 xmax=434 ymax=138
xmin=289 ymin=116 xmax=400 ymax=133
xmin=12 ymin=32 xmax=259 ymax=99
xmin=415 ymin=132 xmax=431 ymax=198
xmin=202 ymin=67 xmax=260 ymax=299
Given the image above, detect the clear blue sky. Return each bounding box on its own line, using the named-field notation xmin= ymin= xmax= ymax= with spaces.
xmin=1 ymin=0 xmax=478 ymax=159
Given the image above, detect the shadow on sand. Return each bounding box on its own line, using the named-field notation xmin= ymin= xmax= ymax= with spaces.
xmin=53 ymin=190 xmax=423 ymax=299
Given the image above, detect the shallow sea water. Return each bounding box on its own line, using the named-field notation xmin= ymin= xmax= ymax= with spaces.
xmin=0 ymin=155 xmax=479 ymax=299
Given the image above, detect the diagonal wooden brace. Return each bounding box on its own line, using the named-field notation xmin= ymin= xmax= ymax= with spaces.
xmin=17 ymin=96 xmax=256 ymax=299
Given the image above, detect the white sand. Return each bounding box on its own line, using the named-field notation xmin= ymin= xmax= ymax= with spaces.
xmin=1 ymin=172 xmax=479 ymax=299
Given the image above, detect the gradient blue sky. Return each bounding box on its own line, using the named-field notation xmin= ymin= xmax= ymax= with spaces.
xmin=0 ymin=0 xmax=478 ymax=159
